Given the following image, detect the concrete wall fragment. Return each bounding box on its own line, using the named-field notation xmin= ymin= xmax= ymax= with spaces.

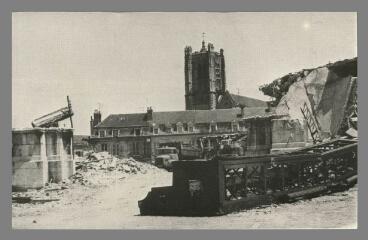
xmin=12 ymin=128 xmax=74 ymax=190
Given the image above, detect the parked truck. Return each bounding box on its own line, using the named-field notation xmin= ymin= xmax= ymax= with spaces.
xmin=157 ymin=142 xmax=202 ymax=160
xmin=153 ymin=133 xmax=247 ymax=171
xmin=152 ymin=147 xmax=179 ymax=171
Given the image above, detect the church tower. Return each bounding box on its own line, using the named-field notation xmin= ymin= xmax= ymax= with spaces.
xmin=184 ymin=37 xmax=226 ymax=110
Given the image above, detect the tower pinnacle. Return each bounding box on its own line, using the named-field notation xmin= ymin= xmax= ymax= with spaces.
xmin=201 ymin=32 xmax=206 ymax=52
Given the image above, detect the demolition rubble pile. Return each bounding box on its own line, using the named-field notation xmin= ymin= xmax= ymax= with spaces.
xmin=12 ymin=182 xmax=69 ymax=204
xmin=72 ymin=152 xmax=157 ymax=185
xmin=13 ymin=152 xmax=158 ymax=204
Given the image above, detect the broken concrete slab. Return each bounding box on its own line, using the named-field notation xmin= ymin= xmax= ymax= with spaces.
xmin=345 ymin=128 xmax=358 ymax=138
xmin=274 ymin=58 xmax=357 ymax=140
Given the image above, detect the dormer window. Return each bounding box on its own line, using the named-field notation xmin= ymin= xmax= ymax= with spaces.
xmin=134 ymin=128 xmax=141 ymax=136
xmin=112 ymin=129 xmax=119 ymax=137
xmin=177 ymin=122 xmax=183 ymax=133
xmin=99 ymin=130 xmax=105 ymax=138
xmin=150 ymin=123 xmax=156 ymax=134
xmin=188 ymin=122 xmax=194 ymax=132
xmin=238 ymin=122 xmax=246 ymax=132
xmin=171 ymin=123 xmax=177 ymax=132
xmin=232 ymin=121 xmax=239 ymax=132
xmin=159 ymin=124 xmax=166 ymax=132
xmin=183 ymin=123 xmax=188 ymax=132
xmin=209 ymin=122 xmax=217 ymax=133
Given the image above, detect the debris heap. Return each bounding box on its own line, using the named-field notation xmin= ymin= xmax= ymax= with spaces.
xmin=71 ymin=152 xmax=156 ymax=185
xmin=76 ymin=152 xmax=147 ymax=173
xmin=13 ymin=152 xmax=157 ymax=204
xmin=12 ymin=182 xmax=69 ymax=204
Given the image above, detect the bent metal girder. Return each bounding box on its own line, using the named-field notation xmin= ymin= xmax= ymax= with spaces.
xmin=219 ymin=139 xmax=357 ymax=203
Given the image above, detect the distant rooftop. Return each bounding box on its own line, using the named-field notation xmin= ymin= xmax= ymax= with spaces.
xmin=95 ymin=107 xmax=274 ymax=128
xmin=228 ymin=93 xmax=268 ymax=108
xmin=12 ymin=127 xmax=74 ymax=133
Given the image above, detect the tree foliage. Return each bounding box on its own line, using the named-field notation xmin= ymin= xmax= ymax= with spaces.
xmin=259 ymin=72 xmax=303 ymax=106
xmin=258 ymin=57 xmax=357 ymax=107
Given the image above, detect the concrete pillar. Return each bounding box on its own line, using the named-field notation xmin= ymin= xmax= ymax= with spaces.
xmin=40 ymin=131 xmax=48 ymax=185
xmin=70 ymin=133 xmax=75 ymax=175
xmin=57 ymin=132 xmax=65 ymax=181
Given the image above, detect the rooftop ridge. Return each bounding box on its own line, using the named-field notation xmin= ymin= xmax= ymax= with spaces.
xmin=106 ymin=106 xmax=269 ymax=117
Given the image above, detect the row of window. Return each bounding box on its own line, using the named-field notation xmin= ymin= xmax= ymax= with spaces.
xmin=95 ymin=122 xmax=241 ymax=138
xmin=97 ymin=128 xmax=143 ymax=137
xmin=100 ymin=142 xmax=150 ymax=156
xmin=152 ymin=123 xmax=195 ymax=134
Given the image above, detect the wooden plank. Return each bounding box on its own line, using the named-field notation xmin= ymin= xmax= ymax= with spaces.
xmin=287 ymin=185 xmax=328 ymax=199
xmin=12 ymin=196 xmax=31 ymax=203
xmin=31 ymin=199 xmax=60 ymax=203
xmin=321 ymin=143 xmax=357 ymax=157
xmin=291 ymin=139 xmax=341 ymax=153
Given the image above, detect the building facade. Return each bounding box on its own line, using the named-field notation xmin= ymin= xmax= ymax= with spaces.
xmin=88 ymin=107 xmax=273 ymax=160
xmin=88 ymin=39 xmax=277 ymax=159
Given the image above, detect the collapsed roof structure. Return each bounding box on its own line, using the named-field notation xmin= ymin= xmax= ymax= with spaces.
xmin=260 ymin=57 xmax=357 ymax=139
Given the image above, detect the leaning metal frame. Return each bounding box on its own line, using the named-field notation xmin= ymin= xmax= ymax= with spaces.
xmin=217 ymin=139 xmax=357 ymax=208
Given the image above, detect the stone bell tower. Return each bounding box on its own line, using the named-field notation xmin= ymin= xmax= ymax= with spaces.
xmin=184 ymin=35 xmax=226 ymax=110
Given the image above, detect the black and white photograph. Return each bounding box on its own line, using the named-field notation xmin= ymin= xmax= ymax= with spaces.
xmin=12 ymin=12 xmax=358 ymax=229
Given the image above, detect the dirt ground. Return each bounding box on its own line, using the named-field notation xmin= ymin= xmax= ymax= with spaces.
xmin=12 ymin=166 xmax=357 ymax=229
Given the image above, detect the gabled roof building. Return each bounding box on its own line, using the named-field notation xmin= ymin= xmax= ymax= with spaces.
xmin=89 ymin=107 xmax=274 ymax=159
xmin=88 ymin=40 xmax=275 ymax=159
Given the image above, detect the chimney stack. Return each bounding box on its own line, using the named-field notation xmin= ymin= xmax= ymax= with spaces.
xmin=93 ymin=109 xmax=102 ymax=125
xmin=239 ymin=104 xmax=246 ymax=118
xmin=265 ymin=101 xmax=272 ymax=113
xmin=146 ymin=107 xmax=153 ymax=121
xmin=90 ymin=109 xmax=102 ymax=136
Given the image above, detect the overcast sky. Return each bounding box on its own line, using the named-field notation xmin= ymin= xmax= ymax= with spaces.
xmin=12 ymin=12 xmax=357 ymax=135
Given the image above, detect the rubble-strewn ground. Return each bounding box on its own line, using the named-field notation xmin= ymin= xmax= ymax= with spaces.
xmin=12 ymin=154 xmax=357 ymax=229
